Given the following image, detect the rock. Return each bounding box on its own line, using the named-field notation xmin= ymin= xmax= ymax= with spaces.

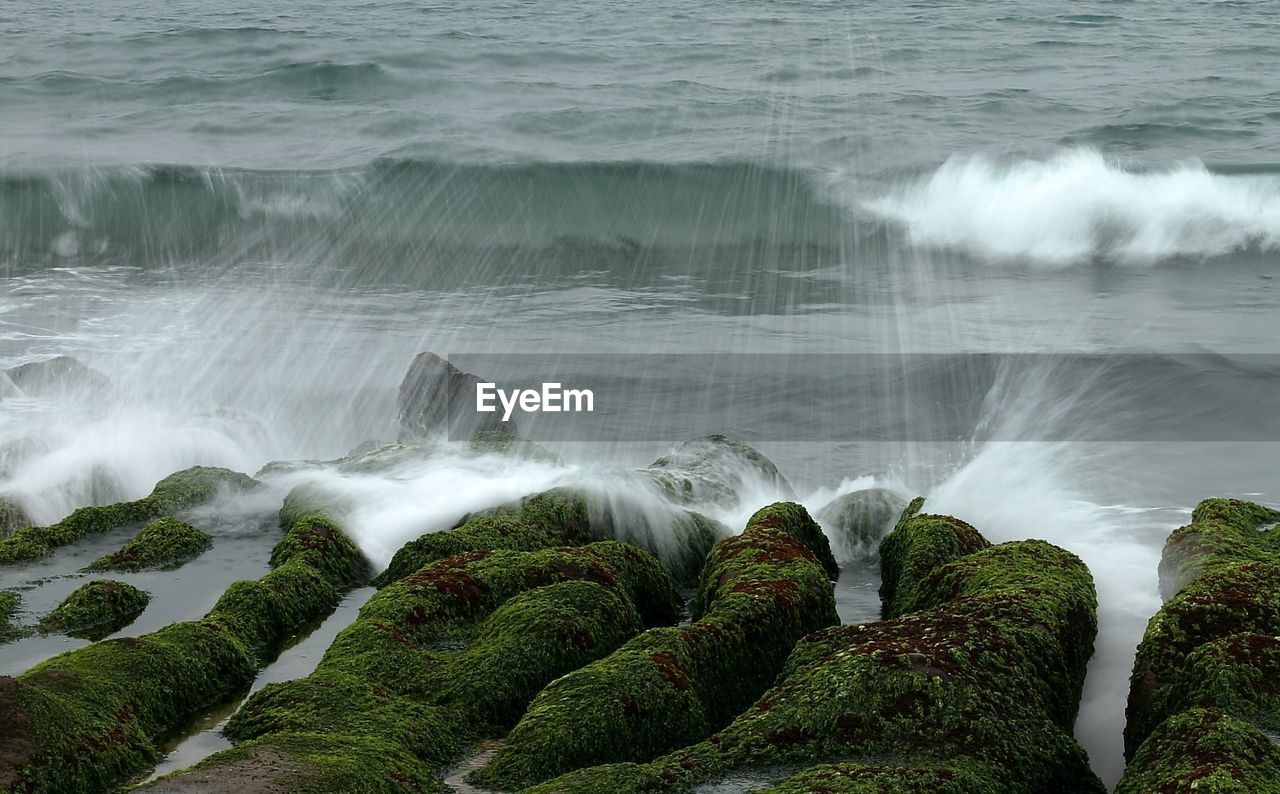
xmin=87 ymin=517 xmax=212 ymax=571
xmin=0 ymin=497 xmax=30 ymax=539
xmin=3 ymin=356 xmax=110 ymax=397
xmin=642 ymin=434 xmax=794 ymax=507
xmin=1118 ymin=709 xmax=1280 ymax=794
xmin=1120 ymin=497 xmax=1280 ymax=790
xmin=476 ymin=502 xmax=839 ymax=790
xmin=0 ymin=465 xmax=258 ymax=565
xmin=525 ymin=500 xmax=1102 ymax=794
xmin=0 ymin=591 xmax=19 ymax=643
xmin=147 ymin=542 xmax=679 ymax=792
xmin=39 ymin=579 xmax=149 ymax=639
xmin=815 ymin=487 xmax=908 ymax=565
xmin=0 ymin=508 xmax=368 ymax=791
xmin=878 ymin=496 xmax=989 ymax=618
xmin=373 ymin=488 xmax=594 ymax=587
xmin=397 ymin=352 xmax=517 ymax=442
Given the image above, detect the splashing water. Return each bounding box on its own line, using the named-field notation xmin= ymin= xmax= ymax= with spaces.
xmin=864 ymin=147 xmax=1280 ymax=265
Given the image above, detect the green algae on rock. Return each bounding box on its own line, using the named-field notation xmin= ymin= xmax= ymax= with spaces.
xmin=814 ymin=487 xmax=908 ymax=565
xmin=523 ymin=500 xmax=1102 ymax=794
xmin=1117 ymin=708 xmax=1280 ymax=794
xmin=372 ymin=488 xmax=594 ymax=587
xmin=0 ymin=590 xmax=21 ymax=643
xmin=642 ymin=434 xmax=795 ymax=507
xmin=0 ymin=497 xmax=30 ymax=539
xmin=878 ymin=496 xmax=990 ymax=619
xmin=1121 ymin=497 xmax=1280 ymax=790
xmin=0 ymin=466 xmax=258 ymax=565
xmin=86 ymin=517 xmax=212 ymax=571
xmin=0 ymin=508 xmax=368 ymax=793
xmin=148 ymin=542 xmax=679 ymax=791
xmin=760 ymin=760 xmax=1006 ymax=794
xmin=476 ymin=502 xmax=839 ymax=790
xmin=39 ymin=579 xmax=149 ymax=639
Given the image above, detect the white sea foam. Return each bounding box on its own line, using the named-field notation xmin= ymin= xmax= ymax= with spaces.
xmin=864 ymin=148 xmax=1280 ymax=265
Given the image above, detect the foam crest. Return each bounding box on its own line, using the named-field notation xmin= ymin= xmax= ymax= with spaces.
xmin=865 ymin=148 xmax=1280 ymax=265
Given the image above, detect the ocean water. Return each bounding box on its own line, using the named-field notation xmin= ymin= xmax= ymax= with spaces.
xmin=3 ymin=1 xmax=1280 ymax=787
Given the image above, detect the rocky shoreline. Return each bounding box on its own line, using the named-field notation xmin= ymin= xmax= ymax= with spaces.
xmin=0 ymin=355 xmax=1276 ymax=793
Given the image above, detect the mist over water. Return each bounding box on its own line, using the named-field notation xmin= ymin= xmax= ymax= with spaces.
xmin=5 ymin=1 xmax=1280 ymax=788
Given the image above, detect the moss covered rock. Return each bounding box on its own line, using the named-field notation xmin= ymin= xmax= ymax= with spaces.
xmin=815 ymin=487 xmax=908 ymax=565
xmin=525 ymin=502 xmax=1102 ymax=794
xmin=0 ymin=466 xmax=258 ymax=565
xmin=373 ymin=488 xmax=593 ymax=587
xmin=477 ymin=502 xmax=840 ymax=790
xmin=761 ymin=760 xmax=1005 ymax=794
xmin=0 ymin=590 xmax=20 ymax=643
xmin=643 ymin=434 xmax=795 ymax=507
xmin=1117 ymin=708 xmax=1280 ymax=794
xmin=1123 ymin=497 xmax=1280 ymax=788
xmin=878 ymin=496 xmax=990 ymax=619
xmin=152 ymin=542 xmax=678 ymax=791
xmin=86 ymin=517 xmax=212 ymax=571
xmin=39 ymin=579 xmax=149 ymax=639
xmin=0 ymin=509 xmax=367 ymax=792
xmin=1158 ymin=498 xmax=1280 ymax=599
xmin=0 ymin=497 xmax=31 ymax=539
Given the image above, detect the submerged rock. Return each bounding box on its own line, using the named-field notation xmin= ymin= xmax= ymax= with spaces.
xmin=397 ymin=351 xmax=518 ymax=442
xmin=145 ymin=542 xmax=680 ymax=792
xmin=525 ymin=499 xmax=1103 ymax=794
xmin=39 ymin=579 xmax=149 ymax=639
xmin=1120 ymin=497 xmax=1280 ymax=791
xmin=0 ymin=507 xmax=368 ymax=792
xmin=0 ymin=466 xmax=259 ymax=565
xmin=3 ymin=356 xmax=110 ymax=397
xmin=815 ymin=487 xmax=908 ymax=564
xmin=87 ymin=517 xmax=212 ymax=571
xmin=477 ymin=502 xmax=839 ymax=790
xmin=0 ymin=497 xmax=31 ymax=538
xmin=643 ymin=434 xmax=794 ymax=507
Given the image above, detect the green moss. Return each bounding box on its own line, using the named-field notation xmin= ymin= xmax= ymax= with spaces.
xmin=86 ymin=517 xmax=212 ymax=572
xmin=1154 ymin=634 xmax=1280 ymax=737
xmin=0 ymin=466 xmax=258 ymax=565
xmin=1117 ymin=708 xmax=1280 ymax=794
xmin=1126 ymin=561 xmax=1280 ymax=756
xmin=141 ymin=729 xmax=460 ymax=793
xmin=760 ymin=760 xmax=1005 ymax=794
xmin=1123 ymin=497 xmax=1280 ymax=789
xmin=467 ymin=428 xmax=558 ymax=461
xmin=1158 ymin=498 xmax=1280 ymax=600
xmin=878 ymin=498 xmax=990 ymax=619
xmin=527 ymin=519 xmax=1101 ymax=794
xmin=1 ymin=590 xmax=21 ymax=643
xmin=158 ymin=543 xmax=673 ymax=791
xmin=0 ymin=509 xmax=366 ymax=792
xmin=39 ymin=579 xmax=149 ymax=639
xmin=373 ymin=488 xmax=593 ymax=587
xmin=478 ymin=503 xmax=839 ymax=789
xmin=1 ymin=621 xmax=257 ymax=792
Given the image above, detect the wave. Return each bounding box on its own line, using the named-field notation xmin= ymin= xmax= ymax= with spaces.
xmin=0 ymin=61 xmax=398 ymax=101
xmin=863 ymin=147 xmax=1280 ymax=265
xmin=0 ymin=160 xmax=846 ymax=273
